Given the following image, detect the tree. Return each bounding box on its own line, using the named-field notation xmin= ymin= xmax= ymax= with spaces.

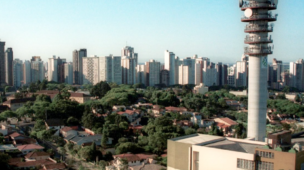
xmin=4 ymin=86 xmax=10 ymax=93
xmin=185 ymin=128 xmax=196 ymax=135
xmin=295 ymin=94 xmax=301 ymax=102
xmin=0 ymin=153 xmax=11 ymax=170
xmin=101 ymin=124 xmax=109 ymax=148
xmin=90 ymin=81 xmax=111 ymax=99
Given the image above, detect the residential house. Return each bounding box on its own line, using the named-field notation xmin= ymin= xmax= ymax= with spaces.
xmin=60 ymin=126 xmax=78 ymax=138
xmin=113 ymin=105 xmax=126 ymax=111
xmin=117 ymin=109 xmax=142 ymax=122
xmin=17 ymin=144 xmax=44 ymax=155
xmin=0 ymin=125 xmax=13 ymax=136
xmin=2 ymin=98 xmax=35 ymax=111
xmin=0 ymin=144 xmax=18 ymax=153
xmin=45 ymin=119 xmax=65 ymax=136
xmin=107 ymin=153 xmax=156 ymax=170
xmin=42 ymin=163 xmax=67 ymax=170
xmin=214 ymin=117 xmax=238 ymax=136
xmin=267 ymin=114 xmax=280 ymax=124
xmin=225 ymin=99 xmax=244 ymax=110
xmin=69 ymin=92 xmax=91 ymax=104
xmin=190 ymin=114 xmax=202 ymax=127
xmin=148 ymin=105 xmax=165 ymax=117
xmin=173 ymin=120 xmax=193 ymax=129
xmin=10 ymin=158 xmax=57 ymax=169
xmin=201 ymin=119 xmax=215 ymax=128
xmin=14 ymin=138 xmax=37 ymax=146
xmin=165 ymin=106 xmax=193 ymax=116
xmin=25 ymin=151 xmax=50 ymax=161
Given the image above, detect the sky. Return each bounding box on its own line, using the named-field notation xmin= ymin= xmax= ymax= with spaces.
xmin=0 ymin=0 xmax=303 ymax=64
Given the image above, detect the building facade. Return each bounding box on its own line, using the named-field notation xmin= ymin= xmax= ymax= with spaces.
xmin=13 ymin=59 xmax=23 ymax=87
xmin=5 ymin=48 xmax=13 ymax=86
xmin=145 ymin=60 xmax=160 ymax=86
xmin=64 ymin=62 xmax=73 ymax=85
xmin=99 ymin=55 xmax=122 ymax=84
xmin=0 ymin=41 xmax=5 ymax=84
xmin=121 ymin=46 xmax=137 ymax=85
xmin=73 ymin=49 xmax=87 ymax=85
xmin=83 ymin=56 xmax=99 ymax=85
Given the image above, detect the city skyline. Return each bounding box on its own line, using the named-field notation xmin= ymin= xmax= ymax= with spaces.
xmin=0 ymin=0 xmax=303 ymax=63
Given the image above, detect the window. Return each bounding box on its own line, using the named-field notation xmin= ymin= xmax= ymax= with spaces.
xmin=257 ymin=161 xmax=274 ymax=170
xmin=256 ymin=150 xmax=274 ymax=159
xmin=193 ymin=152 xmax=199 ymax=170
xmin=237 ymin=158 xmax=254 ymax=170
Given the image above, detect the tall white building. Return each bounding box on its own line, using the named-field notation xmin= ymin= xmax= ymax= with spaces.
xmin=48 ymin=56 xmax=58 ymax=82
xmin=235 ymin=61 xmax=247 ymax=87
xmin=13 ymin=59 xmax=23 ymax=87
xmin=121 ymin=46 xmax=137 ymax=85
xmin=100 ymin=55 xmax=122 ymax=84
xmin=228 ymin=65 xmax=236 ymax=87
xmin=179 ymin=65 xmax=189 ymax=85
xmin=83 ymin=56 xmax=99 ymax=85
xmin=289 ymin=59 xmax=304 ymax=91
xmin=64 ymin=62 xmax=73 ymax=85
xmin=145 ymin=60 xmax=160 ymax=86
xmin=164 ymin=50 xmax=176 ymax=85
xmin=181 ymin=57 xmax=196 ymax=84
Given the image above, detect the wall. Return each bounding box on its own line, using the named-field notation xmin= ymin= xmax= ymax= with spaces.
xmin=167 ymin=140 xmax=192 ymax=170
xmin=192 ymin=145 xmax=254 ymax=170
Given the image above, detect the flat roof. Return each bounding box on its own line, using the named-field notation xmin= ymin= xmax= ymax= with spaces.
xmin=204 ymin=139 xmax=265 ymax=154
xmin=171 ymin=134 xmax=224 ymax=145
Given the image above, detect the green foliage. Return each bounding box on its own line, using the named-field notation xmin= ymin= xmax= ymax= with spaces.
xmin=115 ymin=142 xmax=143 ymax=154
xmin=90 ymin=81 xmax=111 ymax=99
xmin=267 ymin=99 xmax=304 ymax=117
xmin=100 ymin=88 xmax=138 ymax=107
xmin=149 ymin=90 xmax=180 ymax=106
xmin=67 ymin=116 xmax=80 ymax=126
xmin=0 ymin=152 xmax=11 ymax=170
xmin=0 ymin=110 xmax=17 ymax=120
xmin=226 ymin=111 xmax=248 ymax=123
xmin=185 ymin=128 xmax=196 ymax=135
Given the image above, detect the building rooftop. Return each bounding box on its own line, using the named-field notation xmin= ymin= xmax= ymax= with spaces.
xmin=171 ymin=134 xmax=224 ymax=145
xmin=204 ymin=139 xmax=265 ymax=154
xmin=0 ymin=144 xmax=18 ymax=151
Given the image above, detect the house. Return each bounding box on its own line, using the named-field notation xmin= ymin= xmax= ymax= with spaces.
xmin=17 ymin=144 xmax=44 ymax=155
xmin=201 ymin=119 xmax=215 ymax=128
xmin=267 ymin=114 xmax=280 ymax=123
xmin=190 ymin=114 xmax=202 ymax=127
xmin=69 ymin=92 xmax=91 ymax=104
xmin=45 ymin=119 xmax=65 ymax=135
xmin=10 ymin=158 xmax=57 ymax=169
xmin=9 ymin=132 xmax=28 ymax=141
xmin=0 ymin=144 xmax=18 ymax=153
xmin=2 ymin=98 xmax=35 ymax=111
xmin=14 ymin=138 xmax=37 ymax=146
xmin=0 ymin=125 xmax=13 ymax=136
xmin=42 ymin=163 xmax=67 ymax=170
xmin=165 ymin=106 xmax=193 ymax=116
xmin=173 ymin=120 xmax=193 ymax=129
xmin=193 ymin=83 xmax=209 ymax=94
xmin=108 ymin=153 xmax=157 ymax=170
xmin=277 ymin=114 xmax=300 ymax=121
xmin=225 ymin=99 xmax=244 ymax=110
xmin=60 ymin=126 xmax=78 ymax=138
xmin=25 ymin=151 xmax=50 ymax=161
xmin=214 ymin=117 xmax=238 ymax=136
xmin=113 ymin=105 xmax=126 ymax=111
xmin=132 ymin=103 xmax=153 ymax=109
xmin=117 ymin=110 xmax=142 ymax=122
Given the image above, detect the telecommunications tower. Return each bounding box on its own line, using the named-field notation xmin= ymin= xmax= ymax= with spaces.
xmin=240 ymin=0 xmax=278 ymax=141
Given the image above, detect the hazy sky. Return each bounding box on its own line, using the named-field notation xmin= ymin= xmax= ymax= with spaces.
xmin=1 ymin=0 xmax=303 ymax=64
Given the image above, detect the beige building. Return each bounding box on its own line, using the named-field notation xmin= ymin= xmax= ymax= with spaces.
xmin=193 ymin=83 xmax=208 ymax=94
xmin=2 ymin=98 xmax=35 ymax=111
xmin=179 ymin=65 xmax=189 ymax=85
xmin=167 ymin=134 xmax=304 ymax=170
xmin=83 ymin=56 xmax=99 ymax=85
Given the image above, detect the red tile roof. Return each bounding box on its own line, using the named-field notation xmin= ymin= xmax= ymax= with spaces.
xmin=25 ymin=151 xmax=50 ymax=159
xmin=11 ymin=159 xmax=56 ymax=168
xmin=43 ymin=163 xmax=67 ymax=170
xmin=17 ymin=144 xmax=44 ymax=151
xmin=165 ymin=106 xmax=187 ymax=112
xmin=117 ymin=109 xmax=138 ymax=115
xmin=9 ymin=132 xmax=25 ymax=138
xmin=215 ymin=117 xmax=238 ymax=126
xmin=60 ymin=126 xmax=73 ymax=132
xmin=114 ymin=153 xmax=156 ymax=162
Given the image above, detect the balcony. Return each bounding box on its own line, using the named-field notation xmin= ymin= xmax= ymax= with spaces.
xmin=244 ymin=36 xmax=273 ymax=44
xmin=244 ymin=25 xmax=273 ymax=33
xmin=241 ymin=2 xmax=277 ymax=11
xmin=241 ymin=15 xmax=277 ymax=22
xmin=244 ymin=47 xmax=273 ymax=55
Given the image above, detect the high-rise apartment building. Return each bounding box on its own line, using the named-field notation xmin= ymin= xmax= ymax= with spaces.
xmin=100 ymin=55 xmax=122 ymax=85
xmin=0 ymin=41 xmax=5 ymax=84
xmin=13 ymin=59 xmax=23 ymax=87
xmin=31 ymin=56 xmax=45 ymax=83
xmin=202 ymin=64 xmax=218 ymax=86
xmin=160 ymin=70 xmax=169 ymax=86
xmin=121 ymin=46 xmax=138 ymax=85
xmin=145 ymin=60 xmax=160 ymax=86
xmin=23 ymin=60 xmax=31 ymax=85
xmin=235 ymin=61 xmax=247 ymax=87
xmin=164 ymin=50 xmax=176 ymax=85
xmin=216 ymin=62 xmax=228 ymax=86
xmin=136 ymin=64 xmax=146 ymax=85
xmin=73 ymin=49 xmax=87 ymax=85
xmin=268 ymin=58 xmax=283 ymax=89
xmin=5 ymin=48 xmax=13 ymax=86
xmin=181 ymin=57 xmax=196 ymax=84
xmin=228 ymin=65 xmax=236 ymax=87
xmin=289 ymin=59 xmax=304 ymax=91
xmin=83 ymin=56 xmax=99 ymax=85
xmin=48 ymin=56 xmax=66 ymax=82
xmin=64 ymin=62 xmax=73 ymax=85
xmin=178 ymin=65 xmax=189 ymax=85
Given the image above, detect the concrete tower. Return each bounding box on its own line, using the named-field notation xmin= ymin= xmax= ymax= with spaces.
xmin=240 ymin=0 xmax=278 ymax=141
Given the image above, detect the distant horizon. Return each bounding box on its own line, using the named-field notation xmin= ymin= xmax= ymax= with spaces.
xmin=1 ymin=0 xmax=304 ymax=64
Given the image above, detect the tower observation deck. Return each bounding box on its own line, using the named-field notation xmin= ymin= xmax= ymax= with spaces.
xmin=239 ymin=0 xmax=278 ymax=141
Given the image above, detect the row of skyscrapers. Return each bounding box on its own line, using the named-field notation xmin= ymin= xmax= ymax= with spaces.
xmin=0 ymin=40 xmax=303 ymax=91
